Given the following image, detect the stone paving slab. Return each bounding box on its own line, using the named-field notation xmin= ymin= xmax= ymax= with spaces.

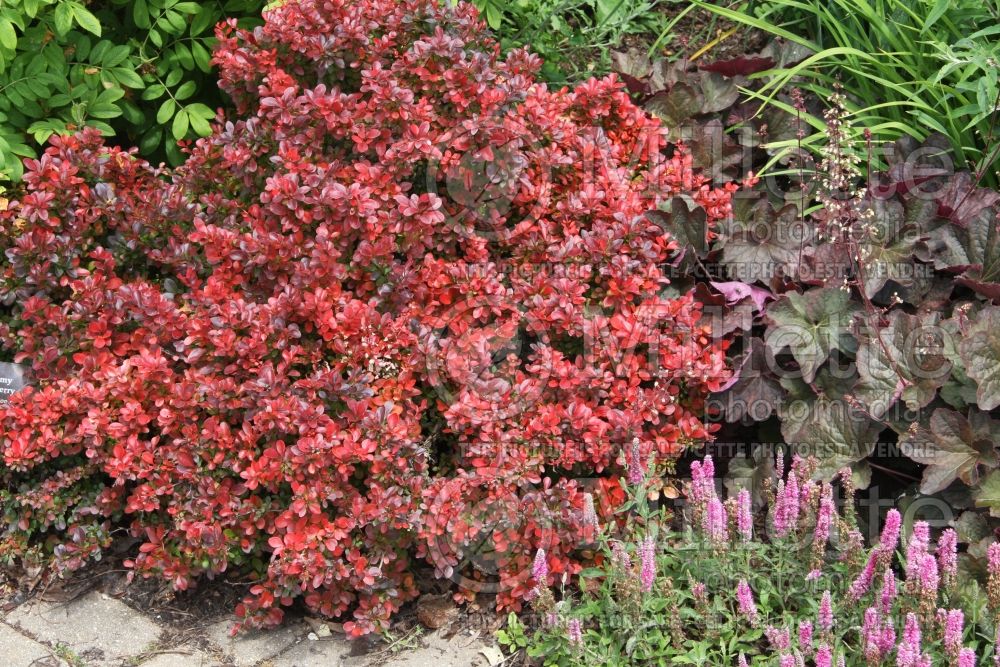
xmin=0 ymin=621 xmax=66 ymax=666
xmin=5 ymin=591 xmax=161 ymax=666
xmin=0 ymin=593 xmax=497 ymax=667
xmin=269 ymin=637 xmax=351 ymax=666
xmin=138 ymin=646 xmax=218 ymax=667
xmin=205 ymin=618 xmax=308 ymax=667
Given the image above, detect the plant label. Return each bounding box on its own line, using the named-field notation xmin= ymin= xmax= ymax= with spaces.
xmin=0 ymin=362 xmax=27 ymax=407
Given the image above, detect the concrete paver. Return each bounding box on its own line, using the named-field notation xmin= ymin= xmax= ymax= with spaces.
xmin=0 ymin=621 xmax=65 ymax=666
xmin=5 ymin=592 xmax=160 ymax=666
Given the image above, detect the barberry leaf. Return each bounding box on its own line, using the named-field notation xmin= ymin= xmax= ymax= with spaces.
xmin=958 ymin=305 xmax=1000 ymax=409
xmin=901 ymin=409 xmax=999 ymax=494
xmin=765 ymin=287 xmax=860 ymax=383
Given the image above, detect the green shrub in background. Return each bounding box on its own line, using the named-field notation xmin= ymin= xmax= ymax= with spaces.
xmin=0 ymin=0 xmax=265 ymax=180
xmin=697 ymin=0 xmax=1000 ymax=187
xmin=470 ymin=0 xmax=669 ymax=82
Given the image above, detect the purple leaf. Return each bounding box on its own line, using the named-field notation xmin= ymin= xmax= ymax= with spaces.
xmin=699 ymin=56 xmax=775 ymax=77
xmin=709 ymin=280 xmax=774 ymax=311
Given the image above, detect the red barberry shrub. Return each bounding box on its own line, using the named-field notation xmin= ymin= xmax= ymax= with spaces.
xmin=0 ymin=0 xmax=744 ymax=635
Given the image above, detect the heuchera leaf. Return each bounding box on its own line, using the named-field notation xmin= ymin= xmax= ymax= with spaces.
xmin=975 ymin=470 xmax=1000 ymax=518
xmin=858 ymin=196 xmax=920 ymax=297
xmin=764 ymin=287 xmax=860 ymax=383
xmin=646 ymin=196 xmax=708 ymax=262
xmin=709 ymin=280 xmax=774 ymax=312
xmin=958 ymin=305 xmax=1000 ymax=409
xmin=645 ymin=82 xmax=704 ymax=128
xmin=712 ymin=337 xmax=783 ymax=422
xmin=722 ymin=199 xmax=812 ymax=282
xmin=778 ymin=392 xmax=881 ymax=481
xmin=900 ymin=408 xmax=999 ymax=494
xmin=698 ymin=56 xmax=775 ymax=77
xmin=853 ymin=311 xmax=951 ymax=417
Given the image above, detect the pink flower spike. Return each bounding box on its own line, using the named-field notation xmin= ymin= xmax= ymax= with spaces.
xmin=738 ymin=654 xmax=749 ymax=667
xmin=905 ymin=521 xmax=930 ymax=579
xmin=736 ymin=488 xmax=752 ymax=541
xmin=958 ymin=648 xmax=976 ymax=667
xmin=988 ymin=542 xmax=1000 ymax=577
xmin=567 ymin=618 xmax=582 ymax=645
xmin=879 ymin=509 xmax=902 ymax=555
xmin=704 ymin=496 xmax=728 ymax=544
xmin=532 ymin=548 xmax=548 ymax=586
xmin=815 ymin=644 xmax=832 ymax=667
xmin=581 ymin=492 xmax=598 ymax=530
xmin=880 ymin=568 xmax=896 ymax=615
xmin=737 ymin=579 xmax=759 ymax=626
xmin=944 ymin=609 xmax=963 ymax=653
xmin=639 ymin=535 xmax=656 ymax=593
xmin=798 ymin=620 xmax=813 ymax=653
xmin=627 ymin=438 xmax=644 ymax=485
xmin=848 ymin=551 xmax=878 ymax=601
xmin=818 ymin=590 xmax=833 ymax=633
xmin=937 ymin=528 xmax=958 ymax=585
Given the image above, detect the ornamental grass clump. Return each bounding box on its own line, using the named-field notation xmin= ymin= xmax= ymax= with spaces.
xmin=0 ymin=0 xmax=748 ymax=637
xmin=501 ymin=454 xmax=1000 ymax=665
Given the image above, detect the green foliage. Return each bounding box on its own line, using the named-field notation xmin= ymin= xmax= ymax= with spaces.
xmin=469 ymin=0 xmax=669 ymax=82
xmin=0 ymin=0 xmax=265 ymax=180
xmin=696 ymin=0 xmax=1000 ymax=187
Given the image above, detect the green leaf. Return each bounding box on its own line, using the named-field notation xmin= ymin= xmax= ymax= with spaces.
xmin=923 ymin=0 xmax=949 ymax=32
xmin=485 ymin=4 xmax=501 ymax=30
xmin=23 ymin=0 xmax=41 ymax=19
xmin=156 ymin=98 xmax=176 ymax=125
xmin=54 ymin=3 xmax=74 ymax=35
xmin=134 ymin=0 xmax=151 ymax=29
xmin=139 ymin=126 xmax=163 ymax=154
xmin=0 ymin=19 xmax=17 ymax=51
xmin=188 ymin=108 xmax=212 ymax=136
xmin=112 ymin=67 xmax=145 ymax=89
xmin=71 ymin=3 xmax=102 ymax=36
xmin=171 ymin=108 xmax=189 ymax=139
xmin=191 ymin=41 xmax=212 ymax=73
xmin=900 ymin=409 xmax=999 ymax=494
xmin=174 ymin=80 xmax=196 ymax=100
xmin=141 ymin=84 xmax=166 ymax=101
xmin=764 ymin=287 xmax=860 ymax=383
xmin=958 ymin=305 xmax=1000 ymax=410
xmin=190 ymin=8 xmax=217 ymax=36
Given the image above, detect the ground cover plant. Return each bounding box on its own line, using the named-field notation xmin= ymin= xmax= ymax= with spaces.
xmin=698 ymin=0 xmax=1000 ymax=187
xmin=469 ymin=0 xmax=669 ymax=82
xmin=0 ymin=0 xmax=751 ymax=637
xmin=501 ymin=454 xmax=1000 ymax=665
xmin=0 ymin=0 xmax=266 ymax=180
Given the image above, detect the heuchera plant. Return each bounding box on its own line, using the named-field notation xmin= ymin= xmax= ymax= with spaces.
xmin=0 ymin=0 xmax=748 ymax=636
